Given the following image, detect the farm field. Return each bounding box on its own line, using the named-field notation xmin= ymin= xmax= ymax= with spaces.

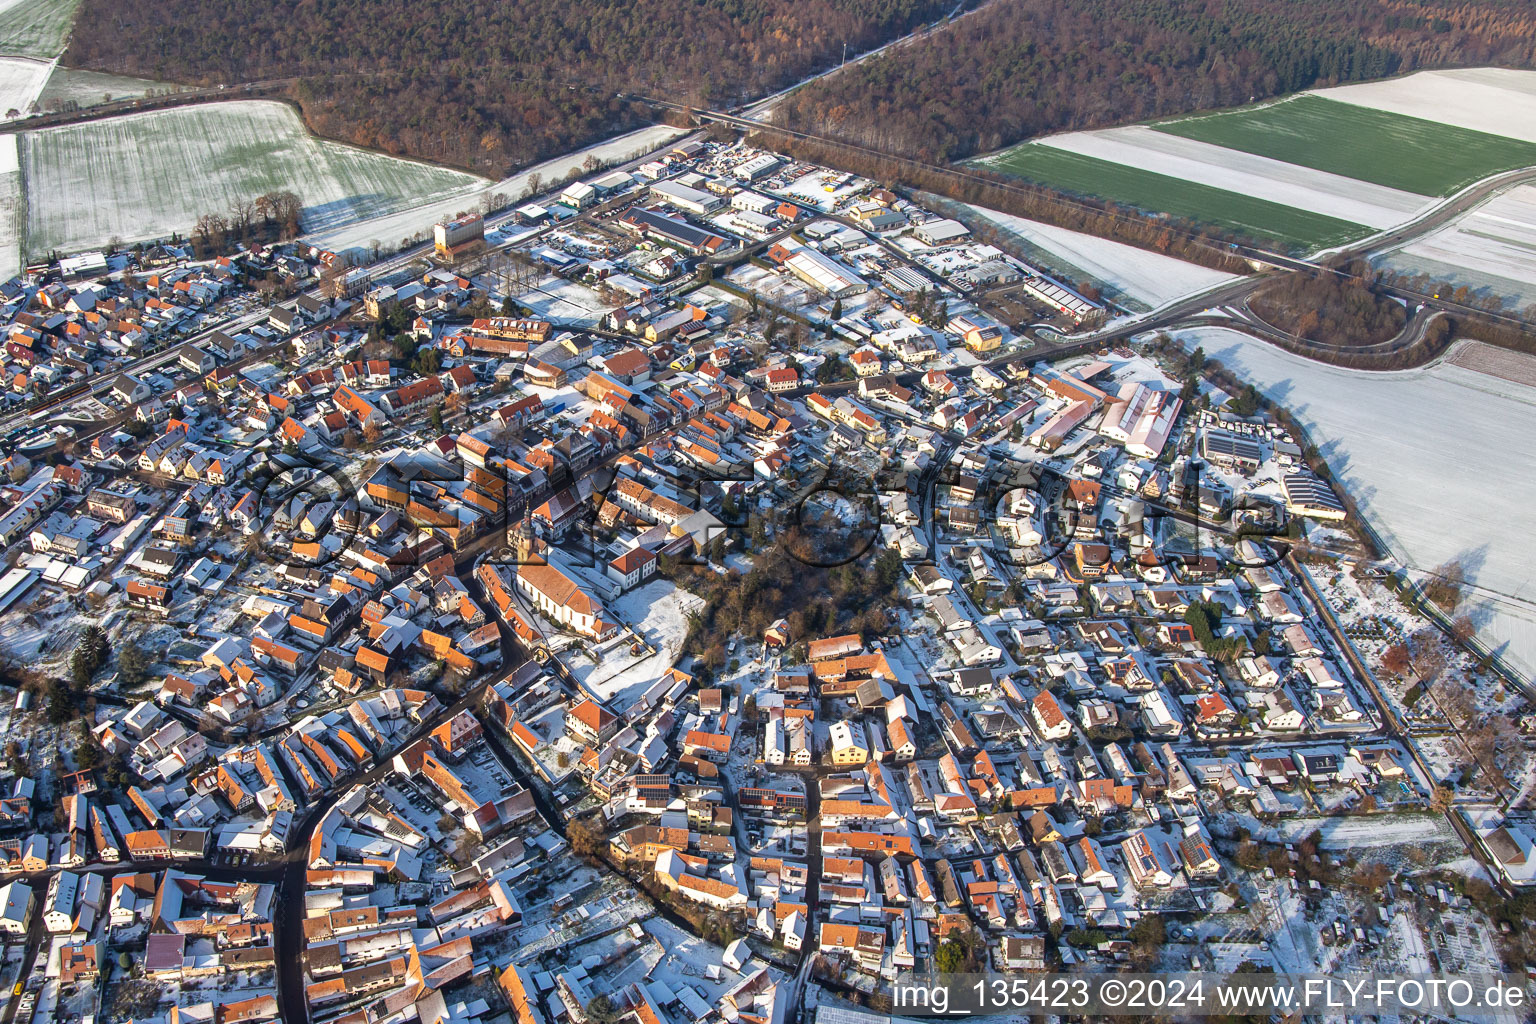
xmin=1156 ymin=94 xmax=1536 ymax=197
xmin=976 ymin=144 xmax=1367 ymax=250
xmin=0 ymin=55 xmax=48 ymax=119
xmin=1171 ymin=326 xmax=1536 ymax=685
xmin=21 ymin=100 xmax=490 ymax=257
xmin=1381 ymin=184 xmax=1536 ymax=313
xmin=1042 ymin=124 xmax=1430 ymax=228
xmin=1314 ymin=67 xmax=1536 ymax=144
xmin=0 ymin=134 xmax=21 ymax=279
xmin=955 ymin=199 xmax=1238 ymax=311
xmin=0 ymin=0 xmax=80 ymax=58
xmin=978 ymin=69 xmax=1536 ymax=256
xmin=36 ymin=66 xmax=167 ymax=110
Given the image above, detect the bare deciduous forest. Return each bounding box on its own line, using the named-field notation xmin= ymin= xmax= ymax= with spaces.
xmin=1250 ymin=263 xmax=1409 ymax=348
xmin=63 ymin=0 xmax=952 ymax=174
xmin=774 ymin=0 xmax=1536 ymax=162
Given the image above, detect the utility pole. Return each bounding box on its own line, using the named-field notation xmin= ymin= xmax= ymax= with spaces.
xmin=842 ymin=42 xmax=848 ymax=65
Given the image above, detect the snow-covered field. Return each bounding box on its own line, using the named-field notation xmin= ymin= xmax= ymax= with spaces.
xmin=1172 ymin=326 xmax=1536 ymax=682
xmin=1384 ymin=183 xmax=1536 ymax=310
xmin=35 ymin=67 xmax=165 ymax=110
xmin=0 ymin=133 xmax=21 ymax=280
xmin=306 ymin=122 xmax=686 ymax=252
xmin=21 ymin=100 xmax=489 ymax=256
xmin=959 ymin=201 xmax=1238 ymax=309
xmin=1315 ymin=68 xmax=1536 ymax=143
xmin=0 ymin=56 xmax=49 ymax=119
xmin=1036 ymin=125 xmax=1431 ymax=229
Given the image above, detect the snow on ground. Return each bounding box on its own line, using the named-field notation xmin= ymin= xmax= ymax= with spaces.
xmin=35 ymin=66 xmax=166 ymax=110
xmin=1036 ymin=125 xmax=1430 ymax=229
xmin=1172 ymin=325 xmax=1536 ymax=682
xmin=0 ymin=55 xmax=49 ymax=119
xmin=1384 ymin=182 xmax=1536 ymax=310
xmin=959 ymin=201 xmax=1238 ymax=309
xmin=1268 ymin=813 xmax=1457 ymax=849
xmin=771 ymin=169 xmax=865 ymax=213
xmin=1313 ymin=68 xmax=1536 ymax=143
xmin=307 ymin=122 xmax=686 ymax=252
xmin=640 ymin=917 xmax=741 ymax=1002
xmin=0 ymin=133 xmax=19 ymax=280
xmin=516 ymin=275 xmax=611 ymax=327
xmin=726 ymin=262 xmax=817 ymax=311
xmin=569 ymin=579 xmax=702 ymax=710
xmin=21 ymin=100 xmax=488 ymax=257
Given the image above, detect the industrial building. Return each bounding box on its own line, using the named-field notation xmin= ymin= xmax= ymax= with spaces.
xmin=1201 ymin=429 xmax=1264 ymax=472
xmin=912 ymin=218 xmax=971 ymax=246
xmin=433 ymin=215 xmax=485 ymax=262
xmin=1281 ymin=473 xmax=1346 ymax=521
xmin=649 ymin=180 xmax=723 ymax=216
xmin=784 ymin=247 xmax=868 ymax=298
xmin=734 ymin=154 xmax=783 ymax=181
xmin=620 ymin=207 xmax=729 ymax=256
xmin=1019 ymin=275 xmax=1100 ymax=323
xmin=1101 ymin=382 xmax=1183 ymax=459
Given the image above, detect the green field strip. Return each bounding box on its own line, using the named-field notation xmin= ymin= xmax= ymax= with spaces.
xmin=1153 ymin=95 xmax=1536 ymax=197
xmin=979 ymin=143 xmax=1368 ymax=251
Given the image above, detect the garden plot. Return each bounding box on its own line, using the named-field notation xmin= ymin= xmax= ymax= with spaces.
xmin=1037 ymin=125 xmax=1430 ymax=229
xmin=21 ymin=100 xmax=489 ymax=257
xmin=1170 ymin=326 xmax=1536 ymax=684
xmin=0 ymin=0 xmax=78 ymax=58
xmin=514 ymin=276 xmax=611 ymax=327
xmin=1383 ymin=184 xmax=1536 ymax=312
xmin=956 ymin=200 xmax=1238 ymax=310
xmin=726 ymin=262 xmax=818 ymax=311
xmin=1314 ymin=67 xmax=1536 ymax=144
xmin=1269 ymin=813 xmax=1457 ymax=851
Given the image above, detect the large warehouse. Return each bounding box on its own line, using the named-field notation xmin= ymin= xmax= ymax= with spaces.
xmin=649 ymin=180 xmax=722 ymax=215
xmin=620 ymin=207 xmax=729 ymax=256
xmin=785 ymin=247 xmax=868 ymax=298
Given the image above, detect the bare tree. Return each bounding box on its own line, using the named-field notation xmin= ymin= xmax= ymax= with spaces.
xmin=230 ymin=197 xmax=258 ymax=239
xmin=1424 ymin=559 xmax=1466 ymax=612
xmin=1408 ymin=630 xmax=1445 ymax=684
xmin=194 ymin=213 xmax=229 ymax=253
xmin=319 ymin=262 xmax=350 ymax=301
